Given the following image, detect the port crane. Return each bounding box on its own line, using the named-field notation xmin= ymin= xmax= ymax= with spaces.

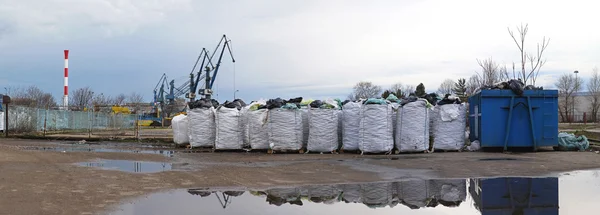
xmin=187 ymin=35 xmax=235 ymax=102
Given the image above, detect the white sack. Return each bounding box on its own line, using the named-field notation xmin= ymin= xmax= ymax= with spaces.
xmin=215 ymin=106 xmax=243 ymax=150
xmin=188 ymin=107 xmax=216 ymax=148
xmin=396 ymin=100 xmax=430 ymax=152
xmin=358 ymin=104 xmax=394 ymax=153
xmin=342 ymin=102 xmax=362 ymax=151
xmin=245 ymin=109 xmax=269 ymax=150
xmin=268 ymin=108 xmax=304 ymax=151
xmin=171 ymin=114 xmax=189 ymax=145
xmin=431 ymin=104 xmax=467 ymax=151
xmin=307 ymin=108 xmax=340 ymax=152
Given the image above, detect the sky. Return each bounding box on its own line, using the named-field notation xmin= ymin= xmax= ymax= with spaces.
xmin=1 ymin=0 xmax=599 ymax=103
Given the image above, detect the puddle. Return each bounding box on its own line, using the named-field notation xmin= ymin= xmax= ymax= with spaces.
xmin=111 ymin=169 xmax=600 ymax=214
xmin=77 ymin=160 xmax=172 ymax=173
xmin=22 ymin=146 xmax=175 ymax=157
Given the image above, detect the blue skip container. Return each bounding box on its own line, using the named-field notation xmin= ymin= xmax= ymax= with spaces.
xmin=468 ymin=90 xmax=559 ymax=150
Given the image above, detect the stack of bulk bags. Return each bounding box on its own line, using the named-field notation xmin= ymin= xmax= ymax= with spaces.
xmin=243 ymin=101 xmax=270 ymax=150
xmin=265 ymin=188 xmax=303 ymax=206
xmin=215 ymin=106 xmax=244 ymax=150
xmin=171 ymin=114 xmax=190 ymax=145
xmin=342 ymin=101 xmax=362 ymax=151
xmin=361 ymin=182 xmax=396 ymax=208
xmin=304 ymin=185 xmax=341 ymax=204
xmin=359 ymin=100 xmax=394 ymax=153
xmin=431 ymin=104 xmax=467 ymax=151
xmin=267 ymin=108 xmax=304 ymax=151
xmin=300 ymin=107 xmax=309 ymax=148
xmin=307 ymin=100 xmax=340 ymax=153
xmin=188 ymin=107 xmax=216 ymax=148
xmin=396 ymin=99 xmax=430 ymax=153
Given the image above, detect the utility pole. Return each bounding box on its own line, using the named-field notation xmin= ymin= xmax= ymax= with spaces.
xmin=574 ymin=70 xmax=579 ymax=123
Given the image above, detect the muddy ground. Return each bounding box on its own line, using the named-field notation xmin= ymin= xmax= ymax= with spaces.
xmin=1 ymin=138 xmax=600 ymax=215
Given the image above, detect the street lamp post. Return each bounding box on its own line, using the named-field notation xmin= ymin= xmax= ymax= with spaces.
xmin=234 ymin=90 xmax=239 ymax=99
xmin=574 ymin=70 xmax=579 ymax=123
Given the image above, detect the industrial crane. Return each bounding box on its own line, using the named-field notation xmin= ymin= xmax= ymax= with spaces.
xmin=188 ymin=35 xmax=235 ymax=102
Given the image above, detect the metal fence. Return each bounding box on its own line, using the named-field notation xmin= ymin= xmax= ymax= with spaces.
xmin=6 ymin=105 xmax=137 ymax=134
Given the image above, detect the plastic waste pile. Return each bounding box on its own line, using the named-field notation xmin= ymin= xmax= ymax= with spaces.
xmin=359 ymin=100 xmax=394 ymax=153
xmin=243 ymin=100 xmax=269 ymax=150
xmin=427 ymin=179 xmax=466 ymax=207
xmin=557 ymin=132 xmax=589 ymax=151
xmin=476 ymin=79 xmax=542 ymax=96
xmin=215 ymin=99 xmax=247 ymax=150
xmin=307 ymin=100 xmax=341 ymax=152
xmin=342 ymin=101 xmax=362 ymax=151
xmin=171 ymin=114 xmax=189 ymax=145
xmin=396 ymin=99 xmax=430 ymax=152
xmin=267 ymin=97 xmax=304 ymax=151
xmin=431 ymin=101 xmax=467 ymax=151
xmin=188 ymin=98 xmax=217 ymax=148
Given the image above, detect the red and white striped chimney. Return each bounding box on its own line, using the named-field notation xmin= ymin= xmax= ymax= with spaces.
xmin=63 ymin=50 xmax=69 ymax=108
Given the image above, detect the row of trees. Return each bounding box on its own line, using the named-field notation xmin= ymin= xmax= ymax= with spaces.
xmin=5 ymin=86 xmax=145 ymax=111
xmin=555 ymin=67 xmax=600 ymax=122
xmin=348 ymin=79 xmax=469 ymax=101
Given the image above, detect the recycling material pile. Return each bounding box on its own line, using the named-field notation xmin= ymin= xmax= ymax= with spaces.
xmin=476 ymin=79 xmax=543 ymax=96
xmin=243 ymin=100 xmax=269 ymax=150
xmin=215 ymin=99 xmax=247 ymax=150
xmin=307 ymin=100 xmax=341 ymax=153
xmin=174 ymin=94 xmax=471 ymax=153
xmin=267 ymin=98 xmax=304 ymax=151
xmin=187 ymin=98 xmax=217 ymax=148
xmin=431 ymin=95 xmax=467 ymax=151
xmin=359 ymin=99 xmax=394 ymax=153
xmin=396 ymin=99 xmax=430 ymax=153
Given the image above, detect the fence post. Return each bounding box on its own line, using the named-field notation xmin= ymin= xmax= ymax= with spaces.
xmin=43 ymin=106 xmax=47 ymax=137
xmin=584 ymin=112 xmax=587 ymax=125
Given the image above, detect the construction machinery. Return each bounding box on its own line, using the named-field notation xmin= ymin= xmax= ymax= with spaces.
xmin=188 ymin=34 xmax=235 ymax=102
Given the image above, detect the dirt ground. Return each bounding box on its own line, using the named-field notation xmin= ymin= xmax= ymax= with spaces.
xmin=1 ymin=138 xmax=600 ymax=215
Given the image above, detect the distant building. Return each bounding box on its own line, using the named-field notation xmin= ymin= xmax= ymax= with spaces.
xmin=559 ymin=92 xmax=597 ymax=122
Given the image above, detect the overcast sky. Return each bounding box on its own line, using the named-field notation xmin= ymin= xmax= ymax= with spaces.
xmin=1 ymin=0 xmax=599 ymax=103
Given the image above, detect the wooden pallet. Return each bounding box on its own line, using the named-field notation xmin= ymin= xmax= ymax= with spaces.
xmin=267 ymin=148 xmax=305 ymax=154
xmin=212 ymin=148 xmax=251 ymax=153
xmin=393 ymin=149 xmax=431 ymax=154
xmin=339 ymin=148 xmax=360 ymax=154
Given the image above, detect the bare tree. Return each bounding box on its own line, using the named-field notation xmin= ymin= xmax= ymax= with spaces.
xmin=10 ymin=86 xmax=56 ymax=108
xmin=70 ymin=87 xmax=94 ymax=110
xmin=556 ymin=73 xmax=583 ymax=122
xmin=508 ymin=23 xmax=550 ymax=86
xmin=127 ymin=92 xmax=145 ymax=114
xmin=466 ymin=75 xmax=480 ymax=96
xmin=588 ymin=67 xmax=600 ymax=122
xmin=348 ymin=81 xmax=382 ymax=100
xmin=114 ymin=93 xmax=127 ymax=106
xmin=390 ymin=83 xmax=415 ymax=98
xmin=475 ymin=58 xmax=510 ymax=87
xmin=438 ymin=79 xmax=456 ymax=95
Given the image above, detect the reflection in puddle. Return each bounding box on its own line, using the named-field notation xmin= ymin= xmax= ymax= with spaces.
xmin=111 ymin=173 xmax=574 ymax=215
xmin=23 ymin=146 xmax=175 ymax=157
xmin=78 ymin=160 xmax=172 ymax=173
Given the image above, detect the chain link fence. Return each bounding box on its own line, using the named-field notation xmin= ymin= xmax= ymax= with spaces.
xmin=5 ymin=105 xmax=141 ymax=138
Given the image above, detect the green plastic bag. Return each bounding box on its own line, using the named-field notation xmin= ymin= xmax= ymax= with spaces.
xmin=557 ymin=132 xmax=589 ymax=151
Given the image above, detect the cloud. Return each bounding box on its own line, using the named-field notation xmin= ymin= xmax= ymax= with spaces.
xmin=1 ymin=0 xmax=600 ymax=103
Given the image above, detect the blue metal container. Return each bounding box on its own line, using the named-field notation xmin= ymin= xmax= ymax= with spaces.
xmin=468 ymin=90 xmax=558 ymax=150
xmin=469 ymin=177 xmax=559 ymax=215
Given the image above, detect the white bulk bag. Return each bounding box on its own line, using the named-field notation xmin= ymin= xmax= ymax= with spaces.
xmin=188 ymin=107 xmax=216 ymax=148
xmin=268 ymin=108 xmax=304 ymax=151
xmin=245 ymin=109 xmax=269 ymax=150
xmin=359 ymin=104 xmax=394 ymax=153
xmin=341 ymin=184 xmax=362 ymax=203
xmin=307 ymin=108 xmax=340 ymax=152
xmin=431 ymin=104 xmax=467 ymax=151
xmin=396 ymin=100 xmax=430 ymax=152
xmin=342 ymin=102 xmax=362 ymax=151
xmin=428 ymin=179 xmax=467 ymax=203
xmin=171 ymin=114 xmax=189 ymax=145
xmin=397 ymin=179 xmax=430 ymax=209
xmin=215 ymin=106 xmax=243 ymax=150
xmin=361 ymin=182 xmax=394 ymax=208
xmin=300 ymin=107 xmax=309 ymax=148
